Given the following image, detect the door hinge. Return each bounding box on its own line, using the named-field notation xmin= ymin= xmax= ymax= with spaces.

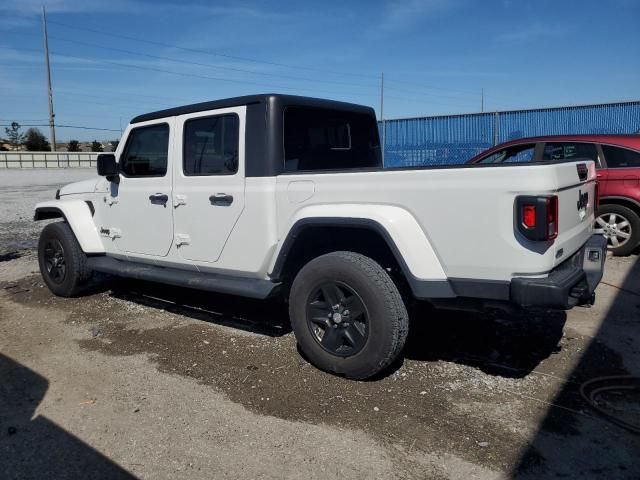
xmin=174 ymin=194 xmax=187 ymax=208
xmin=100 ymin=227 xmax=122 ymax=239
xmin=175 ymin=234 xmax=191 ymax=247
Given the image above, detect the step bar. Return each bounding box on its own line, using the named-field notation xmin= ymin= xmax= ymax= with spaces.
xmin=87 ymin=256 xmax=280 ymax=299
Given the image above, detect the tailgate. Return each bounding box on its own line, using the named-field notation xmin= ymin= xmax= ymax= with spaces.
xmin=551 ymin=161 xmax=596 ymax=266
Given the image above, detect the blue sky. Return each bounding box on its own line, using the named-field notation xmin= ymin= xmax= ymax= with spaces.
xmin=1 ymin=0 xmax=638 ymax=142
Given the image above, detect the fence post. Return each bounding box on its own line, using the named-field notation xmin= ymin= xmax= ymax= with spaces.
xmin=493 ymin=112 xmax=500 ymax=146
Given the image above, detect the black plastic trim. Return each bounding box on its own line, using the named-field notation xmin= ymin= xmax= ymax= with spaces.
xmin=34 ymin=206 xmax=65 ymax=221
xmin=269 ymin=217 xmax=456 ymax=299
xmin=448 ymin=278 xmax=510 ymax=300
xmin=510 ymin=235 xmax=606 ymax=309
xmin=87 ymin=256 xmax=280 ymax=299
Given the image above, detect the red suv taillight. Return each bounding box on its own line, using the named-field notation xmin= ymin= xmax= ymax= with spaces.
xmin=516 ymin=195 xmax=558 ymax=242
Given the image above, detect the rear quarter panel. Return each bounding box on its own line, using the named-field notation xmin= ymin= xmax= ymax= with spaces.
xmin=274 ymin=162 xmax=595 ymax=282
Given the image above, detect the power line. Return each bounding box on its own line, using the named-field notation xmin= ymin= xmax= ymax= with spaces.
xmin=45 ymin=35 xmax=501 ymax=107
xmin=0 ymin=123 xmax=121 ymax=132
xmin=48 ymin=35 xmax=380 ymax=89
xmin=46 ymin=49 xmax=390 ymax=101
xmin=47 ymin=19 xmax=379 ymax=80
xmin=0 ymin=45 xmax=502 ymax=110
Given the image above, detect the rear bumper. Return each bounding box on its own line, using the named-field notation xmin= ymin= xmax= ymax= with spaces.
xmin=510 ymin=235 xmax=607 ymax=309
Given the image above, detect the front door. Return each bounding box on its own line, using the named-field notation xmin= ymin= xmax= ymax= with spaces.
xmin=107 ymin=120 xmax=174 ymax=257
xmin=172 ymin=107 xmax=246 ymax=263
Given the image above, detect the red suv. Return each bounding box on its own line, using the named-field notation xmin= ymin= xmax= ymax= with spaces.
xmin=468 ymin=135 xmax=640 ymax=255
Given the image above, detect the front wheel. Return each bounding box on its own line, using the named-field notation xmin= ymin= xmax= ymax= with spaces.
xmin=288 ymin=251 xmax=409 ymax=379
xmin=594 ymin=204 xmax=640 ymax=256
xmin=38 ymin=222 xmax=92 ymax=297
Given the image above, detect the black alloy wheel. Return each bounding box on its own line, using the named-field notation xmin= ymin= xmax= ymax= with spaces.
xmin=306 ymin=281 xmax=369 ymax=357
xmin=43 ymin=239 xmax=67 ymax=284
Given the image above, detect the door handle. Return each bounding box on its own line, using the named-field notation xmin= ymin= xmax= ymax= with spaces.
xmin=209 ymin=194 xmax=234 ymax=206
xmin=149 ymin=193 xmax=169 ymax=204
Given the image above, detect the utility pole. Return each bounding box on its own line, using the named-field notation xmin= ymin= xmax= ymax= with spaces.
xmin=380 ymin=72 xmax=385 ymax=165
xmin=481 ymin=88 xmax=484 ymax=113
xmin=42 ymin=6 xmax=56 ymax=151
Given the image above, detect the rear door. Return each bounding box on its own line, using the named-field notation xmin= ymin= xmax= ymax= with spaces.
xmin=599 ymin=144 xmax=640 ymax=198
xmin=172 ymin=107 xmax=246 ymax=263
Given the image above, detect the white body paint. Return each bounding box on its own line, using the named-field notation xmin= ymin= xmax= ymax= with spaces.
xmin=35 ymin=105 xmax=597 ymax=288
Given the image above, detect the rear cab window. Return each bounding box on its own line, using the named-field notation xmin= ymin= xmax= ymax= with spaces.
xmin=601 ymin=145 xmax=640 ymax=168
xmin=283 ymin=107 xmax=381 ymax=172
xmin=542 ymin=142 xmax=599 ymax=165
xmin=477 ymin=144 xmax=536 ymax=164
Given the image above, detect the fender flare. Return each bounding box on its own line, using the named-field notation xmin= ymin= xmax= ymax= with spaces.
xmin=34 ymin=200 xmax=105 ymax=254
xmin=269 ymin=205 xmax=454 ymax=299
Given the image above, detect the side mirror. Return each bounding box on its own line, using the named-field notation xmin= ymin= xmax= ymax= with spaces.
xmin=97 ymin=154 xmax=117 ymax=178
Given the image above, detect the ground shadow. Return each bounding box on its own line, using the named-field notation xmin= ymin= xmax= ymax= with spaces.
xmin=0 ymin=353 xmax=136 ymax=479
xmin=404 ymin=303 xmax=567 ymax=378
xmin=0 ymin=251 xmax=24 ymax=262
xmin=108 ymin=278 xmax=292 ymax=337
xmin=104 ymin=276 xmax=565 ymax=380
xmin=512 ymin=255 xmax=640 ymax=479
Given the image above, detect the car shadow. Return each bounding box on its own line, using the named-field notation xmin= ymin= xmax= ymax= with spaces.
xmin=103 ymin=276 xmax=565 ymax=380
xmin=0 ymin=353 xmax=136 ymax=479
xmin=403 ymin=303 xmax=566 ymax=378
xmin=511 ymin=254 xmax=640 ymax=478
xmin=108 ymin=278 xmax=292 ymax=337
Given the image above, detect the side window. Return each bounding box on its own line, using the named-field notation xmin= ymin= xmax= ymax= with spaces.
xmin=284 ymin=107 xmax=381 ymax=172
xmin=183 ymin=114 xmax=239 ymax=176
xmin=120 ymin=124 xmax=170 ymax=177
xmin=542 ymin=142 xmax=598 ymax=162
xmin=477 ymin=144 xmax=536 ymax=164
xmin=601 ymin=145 xmax=640 ymax=168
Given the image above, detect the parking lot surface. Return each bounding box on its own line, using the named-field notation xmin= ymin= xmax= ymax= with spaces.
xmin=1 ymin=169 xmax=639 ymax=479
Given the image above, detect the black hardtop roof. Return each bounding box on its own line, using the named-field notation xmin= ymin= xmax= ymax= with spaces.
xmin=130 ymin=93 xmax=375 ymax=124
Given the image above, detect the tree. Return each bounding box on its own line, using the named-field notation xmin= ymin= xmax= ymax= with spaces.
xmin=4 ymin=122 xmax=24 ymax=150
xmin=91 ymin=140 xmax=103 ymax=152
xmin=68 ymin=139 xmax=80 ymax=152
xmin=23 ymin=128 xmax=51 ymax=151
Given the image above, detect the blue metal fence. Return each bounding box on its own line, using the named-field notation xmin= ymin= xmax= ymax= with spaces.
xmin=381 ymin=100 xmax=640 ymax=167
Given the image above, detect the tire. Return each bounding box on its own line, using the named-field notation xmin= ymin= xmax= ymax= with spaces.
xmin=594 ymin=204 xmax=640 ymax=256
xmin=288 ymin=251 xmax=409 ymax=379
xmin=38 ymin=221 xmax=92 ymax=297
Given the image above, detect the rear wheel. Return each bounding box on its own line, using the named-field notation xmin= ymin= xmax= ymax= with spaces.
xmin=289 ymin=251 xmax=409 ymax=379
xmin=594 ymin=204 xmax=640 ymax=256
xmin=38 ymin=222 xmax=92 ymax=297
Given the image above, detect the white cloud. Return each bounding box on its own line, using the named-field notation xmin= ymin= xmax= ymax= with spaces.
xmin=497 ymin=23 xmax=571 ymax=43
xmin=381 ymin=0 xmax=456 ymax=31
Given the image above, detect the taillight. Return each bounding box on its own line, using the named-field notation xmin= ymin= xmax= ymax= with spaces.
xmin=516 ymin=195 xmax=559 ymax=242
xmin=522 ymin=205 xmax=536 ymax=228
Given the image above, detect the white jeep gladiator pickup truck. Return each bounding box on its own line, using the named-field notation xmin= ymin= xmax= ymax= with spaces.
xmin=34 ymin=94 xmax=606 ymax=379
